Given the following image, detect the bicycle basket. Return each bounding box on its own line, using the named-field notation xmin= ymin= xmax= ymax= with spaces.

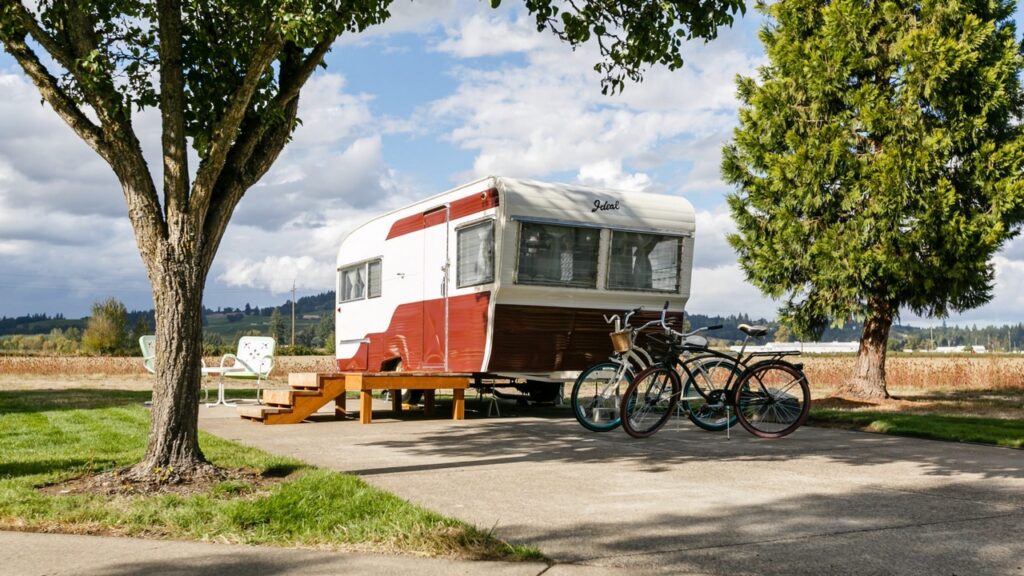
xmin=609 ymin=330 xmax=632 ymax=353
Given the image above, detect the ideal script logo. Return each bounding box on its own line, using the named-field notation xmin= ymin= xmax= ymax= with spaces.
xmin=592 ymin=199 xmax=621 ymax=212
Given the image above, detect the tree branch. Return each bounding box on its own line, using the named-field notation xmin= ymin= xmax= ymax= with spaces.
xmin=155 ymin=0 xmax=189 ymax=223
xmin=0 ymin=31 xmax=109 ymax=160
xmin=194 ymin=39 xmax=331 ymax=267
xmin=188 ymin=25 xmax=284 ymax=224
xmin=5 ymin=1 xmax=79 ymax=74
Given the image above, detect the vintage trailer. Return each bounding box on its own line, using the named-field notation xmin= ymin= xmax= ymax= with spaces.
xmin=334 ymin=176 xmax=696 ymax=391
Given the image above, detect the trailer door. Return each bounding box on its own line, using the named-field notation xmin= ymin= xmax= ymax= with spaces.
xmin=421 ymin=205 xmax=450 ymax=369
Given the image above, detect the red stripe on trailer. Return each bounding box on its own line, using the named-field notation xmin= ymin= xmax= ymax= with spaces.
xmin=385 ymin=188 xmax=498 ymax=240
xmin=337 ymin=292 xmax=491 ymax=372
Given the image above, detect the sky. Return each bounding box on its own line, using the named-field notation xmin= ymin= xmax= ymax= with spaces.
xmin=1 ymin=1 xmax=1023 ymax=327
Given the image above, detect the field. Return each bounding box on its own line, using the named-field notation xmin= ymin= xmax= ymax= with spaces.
xmin=2 ymin=353 xmax=1020 ymax=416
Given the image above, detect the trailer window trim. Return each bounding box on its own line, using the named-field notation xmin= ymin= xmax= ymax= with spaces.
xmin=514 ymin=221 xmax=600 ymax=289
xmin=456 ymin=219 xmax=495 ymax=288
xmin=338 ymin=258 xmax=382 ymax=303
xmin=606 ymin=230 xmax=682 ymax=293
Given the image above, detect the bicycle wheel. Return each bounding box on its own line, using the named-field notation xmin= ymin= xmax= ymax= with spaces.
xmin=620 ymin=366 xmax=680 ymax=438
xmin=680 ymin=356 xmax=742 ymax=432
xmin=571 ymin=362 xmax=633 ymax=432
xmin=733 ymin=362 xmax=811 ymax=438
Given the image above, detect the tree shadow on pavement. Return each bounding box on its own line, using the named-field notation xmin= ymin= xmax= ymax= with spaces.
xmin=496 ymin=482 xmax=1024 ymax=575
xmin=352 ymin=418 xmax=1024 ymax=480
xmin=86 ymin=554 xmax=336 ymax=576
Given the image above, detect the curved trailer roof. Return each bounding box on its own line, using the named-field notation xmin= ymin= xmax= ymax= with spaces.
xmin=336 ymin=176 xmax=696 ymax=266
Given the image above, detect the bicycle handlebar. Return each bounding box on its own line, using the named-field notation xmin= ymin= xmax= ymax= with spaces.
xmin=603 ymin=306 xmax=644 ymax=332
xmin=658 ymin=302 xmax=723 ymax=341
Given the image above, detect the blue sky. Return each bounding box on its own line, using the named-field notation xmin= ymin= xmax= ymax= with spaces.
xmin=1 ymin=1 xmax=1023 ymax=327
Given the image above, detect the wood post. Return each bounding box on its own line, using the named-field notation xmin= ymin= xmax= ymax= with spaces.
xmin=453 ymin=388 xmax=465 ymax=420
xmin=360 ymin=391 xmax=372 ymax=424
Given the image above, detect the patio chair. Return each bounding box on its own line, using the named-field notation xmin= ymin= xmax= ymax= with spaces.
xmin=216 ymin=336 xmax=276 ymax=403
xmin=139 ymin=335 xmax=157 ymax=375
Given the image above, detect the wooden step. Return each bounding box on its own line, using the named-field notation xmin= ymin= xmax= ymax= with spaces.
xmin=237 ymin=405 xmax=291 ymax=421
xmin=288 ymin=372 xmax=324 ymax=390
xmin=240 ymin=373 xmax=348 ymax=424
xmin=262 ymin=388 xmax=320 ymax=406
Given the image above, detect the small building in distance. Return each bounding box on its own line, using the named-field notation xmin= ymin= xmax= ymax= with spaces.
xmin=731 ymin=341 xmax=860 ymax=354
xmin=933 ymin=345 xmax=987 ymax=354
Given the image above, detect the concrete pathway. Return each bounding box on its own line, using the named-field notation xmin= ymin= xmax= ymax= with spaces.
xmin=1 ymin=530 xmax=598 ymax=576
xmin=199 ymin=398 xmax=1024 ymax=575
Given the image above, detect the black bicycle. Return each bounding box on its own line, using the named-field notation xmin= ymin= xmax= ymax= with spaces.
xmin=620 ymin=304 xmax=811 ymax=439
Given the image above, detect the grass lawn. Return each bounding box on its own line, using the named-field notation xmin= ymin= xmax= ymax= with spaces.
xmin=809 ymin=408 xmax=1024 ymax=448
xmin=0 ymin=389 xmax=541 ymax=560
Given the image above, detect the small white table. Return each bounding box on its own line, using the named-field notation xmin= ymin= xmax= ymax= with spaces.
xmin=202 ymin=366 xmax=245 ymax=407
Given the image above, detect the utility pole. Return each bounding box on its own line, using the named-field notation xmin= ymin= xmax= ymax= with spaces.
xmin=291 ymin=280 xmax=296 ymax=348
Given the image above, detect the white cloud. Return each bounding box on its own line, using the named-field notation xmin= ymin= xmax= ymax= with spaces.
xmin=220 ymin=255 xmax=322 ymax=294
xmin=687 ymin=264 xmax=777 ymax=320
xmin=576 ymin=160 xmax=651 ymax=191
xmin=692 ymin=208 xmax=739 ymax=269
xmin=434 ymin=12 xmax=544 ymax=57
xmin=425 ymin=7 xmax=765 ymax=193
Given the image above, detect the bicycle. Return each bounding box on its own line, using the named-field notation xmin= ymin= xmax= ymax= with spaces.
xmin=620 ymin=304 xmax=811 ymax=439
xmin=569 ymin=307 xmax=662 ymax=432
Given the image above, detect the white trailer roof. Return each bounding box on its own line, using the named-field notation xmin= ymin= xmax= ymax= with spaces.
xmin=336 ymin=176 xmax=697 ymax=266
xmin=496 ymin=177 xmax=695 ymax=236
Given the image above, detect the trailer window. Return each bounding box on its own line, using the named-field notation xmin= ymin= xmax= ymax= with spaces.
xmin=516 ymin=222 xmax=599 ymax=289
xmin=340 ymin=264 xmax=366 ymax=302
xmin=607 ymin=231 xmax=681 ymax=293
xmin=457 ymin=221 xmax=494 ymax=288
xmin=340 ymin=259 xmax=382 ymax=302
xmin=367 ymin=260 xmax=382 ymax=298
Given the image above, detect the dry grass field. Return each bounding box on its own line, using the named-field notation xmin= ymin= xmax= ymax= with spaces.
xmin=2 ymin=353 xmax=1022 ymax=421
xmin=802 ymin=355 xmax=1024 ymax=421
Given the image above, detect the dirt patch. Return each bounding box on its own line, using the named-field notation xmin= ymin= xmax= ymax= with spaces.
xmin=40 ymin=465 xmax=290 ymax=498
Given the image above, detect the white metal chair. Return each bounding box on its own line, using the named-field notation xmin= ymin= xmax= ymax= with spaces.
xmin=139 ymin=335 xmax=156 ymax=375
xmin=217 ymin=336 xmax=276 ymax=403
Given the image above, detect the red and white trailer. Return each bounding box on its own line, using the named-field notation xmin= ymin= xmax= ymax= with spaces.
xmin=335 ymin=177 xmax=696 ymax=395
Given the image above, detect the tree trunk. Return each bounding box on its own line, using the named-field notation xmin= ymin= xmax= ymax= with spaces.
xmin=842 ymin=298 xmax=893 ymax=401
xmin=131 ymin=256 xmax=210 ymax=478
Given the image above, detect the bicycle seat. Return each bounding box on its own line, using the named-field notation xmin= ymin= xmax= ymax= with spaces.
xmin=738 ymin=323 xmax=770 ymax=338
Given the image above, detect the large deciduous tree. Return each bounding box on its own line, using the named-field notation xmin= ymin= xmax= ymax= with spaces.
xmin=723 ymin=0 xmax=1024 ymax=400
xmin=0 ymin=0 xmax=743 ymax=478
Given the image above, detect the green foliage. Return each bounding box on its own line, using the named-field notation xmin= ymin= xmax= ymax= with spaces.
xmin=267 ymin=308 xmax=286 ymax=343
xmin=81 ymin=298 xmax=130 ymax=355
xmin=723 ymin=0 xmax=1024 ymax=338
xmin=318 ymin=314 xmax=335 ymax=354
xmin=809 ymin=409 xmax=1024 ymax=448
xmin=518 ymin=0 xmax=745 ymax=93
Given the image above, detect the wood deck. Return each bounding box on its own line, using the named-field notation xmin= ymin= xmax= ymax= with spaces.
xmin=237 ymin=372 xmax=472 ymax=425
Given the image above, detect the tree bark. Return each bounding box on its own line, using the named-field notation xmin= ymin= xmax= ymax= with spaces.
xmin=842 ymin=297 xmax=893 ymax=400
xmin=132 ymin=254 xmax=210 ymax=477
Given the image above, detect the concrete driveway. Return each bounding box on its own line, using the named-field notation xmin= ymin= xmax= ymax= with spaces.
xmin=200 ymin=399 xmax=1024 ymax=575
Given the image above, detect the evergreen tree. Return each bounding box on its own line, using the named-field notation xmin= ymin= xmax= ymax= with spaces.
xmin=268 ymin=309 xmax=286 ymax=344
xmin=318 ymin=314 xmax=334 ymax=353
xmin=723 ymin=0 xmax=1024 ymax=399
